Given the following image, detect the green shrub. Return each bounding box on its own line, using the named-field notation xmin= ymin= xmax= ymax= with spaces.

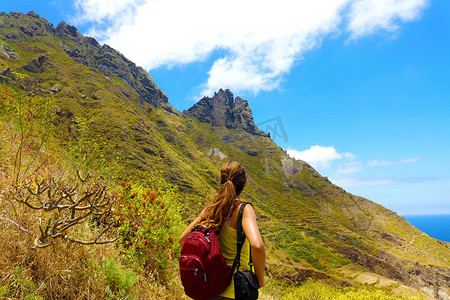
xmin=114 ymin=173 xmax=184 ymax=275
xmin=102 ymin=258 xmax=138 ymax=299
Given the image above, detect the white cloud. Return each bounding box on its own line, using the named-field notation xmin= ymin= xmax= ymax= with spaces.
xmin=287 ymin=145 xmax=355 ymax=169
xmin=331 ymin=177 xmax=396 ymax=187
xmin=330 ymin=174 xmax=433 ymax=188
xmin=287 ymin=145 xmax=426 ymax=189
xmin=347 ymin=0 xmax=428 ymax=38
xmin=330 ymin=156 xmax=422 ymax=187
xmin=367 ymin=156 xmax=421 ymax=167
xmin=74 ymin=0 xmax=140 ymax=22
xmin=335 ymin=162 xmax=363 ymax=175
xmin=72 ymin=0 xmax=428 ymax=97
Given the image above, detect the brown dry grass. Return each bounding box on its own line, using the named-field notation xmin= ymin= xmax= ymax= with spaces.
xmin=0 ymin=212 xmax=187 ymax=299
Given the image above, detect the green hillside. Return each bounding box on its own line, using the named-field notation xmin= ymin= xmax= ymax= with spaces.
xmin=1 ymin=11 xmax=449 ymax=299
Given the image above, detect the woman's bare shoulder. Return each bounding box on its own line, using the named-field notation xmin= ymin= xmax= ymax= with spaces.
xmin=242 ymin=202 xmax=255 ymax=216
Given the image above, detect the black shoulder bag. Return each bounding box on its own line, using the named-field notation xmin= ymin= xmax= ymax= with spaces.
xmin=234 ymin=202 xmax=260 ymax=300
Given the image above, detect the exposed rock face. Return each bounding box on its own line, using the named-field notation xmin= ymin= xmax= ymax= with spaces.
xmin=0 ymin=67 xmax=13 ymax=83
xmin=0 ymin=43 xmax=19 ymax=60
xmin=54 ymin=22 xmax=171 ymax=110
xmin=184 ymin=89 xmax=269 ymax=137
xmin=22 ymin=55 xmax=48 ymax=73
xmin=0 ymin=12 xmax=56 ymax=42
xmin=0 ymin=11 xmax=171 ymax=110
xmin=281 ymin=156 xmax=302 ymax=179
xmin=207 ymin=148 xmax=227 ymax=160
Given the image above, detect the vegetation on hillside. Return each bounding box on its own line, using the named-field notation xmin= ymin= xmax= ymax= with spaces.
xmin=0 ymin=81 xmax=428 ymax=300
xmin=1 ymin=11 xmax=449 ymax=299
xmin=0 ymin=84 xmax=186 ymax=299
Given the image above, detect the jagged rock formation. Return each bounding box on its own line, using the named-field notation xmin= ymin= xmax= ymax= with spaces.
xmin=0 ymin=11 xmax=171 ymax=110
xmin=184 ymin=89 xmax=269 ymax=137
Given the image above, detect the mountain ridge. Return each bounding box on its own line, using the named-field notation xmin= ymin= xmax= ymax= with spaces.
xmin=1 ymin=11 xmax=450 ymax=299
xmin=1 ymin=11 xmax=172 ymax=111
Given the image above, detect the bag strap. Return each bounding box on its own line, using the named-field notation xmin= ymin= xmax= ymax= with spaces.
xmin=234 ymin=202 xmax=254 ymax=272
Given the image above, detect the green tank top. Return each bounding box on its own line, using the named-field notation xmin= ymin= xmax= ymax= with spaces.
xmin=218 ymin=223 xmax=251 ymax=299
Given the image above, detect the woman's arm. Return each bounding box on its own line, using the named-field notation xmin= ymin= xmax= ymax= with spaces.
xmin=178 ymin=206 xmax=207 ymax=246
xmin=242 ymin=204 xmax=265 ymax=288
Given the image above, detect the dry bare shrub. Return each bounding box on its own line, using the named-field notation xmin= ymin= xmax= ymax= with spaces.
xmin=12 ymin=172 xmax=116 ymax=249
xmin=0 ymin=171 xmax=121 ymax=298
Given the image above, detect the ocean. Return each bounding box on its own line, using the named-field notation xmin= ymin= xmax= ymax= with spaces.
xmin=403 ymin=215 xmax=450 ymax=243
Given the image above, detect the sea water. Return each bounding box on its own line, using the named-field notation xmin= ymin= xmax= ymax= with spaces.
xmin=403 ymin=215 xmax=450 ymax=243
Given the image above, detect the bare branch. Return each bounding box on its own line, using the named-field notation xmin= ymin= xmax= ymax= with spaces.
xmin=76 ymin=169 xmax=90 ymax=184
xmin=14 ymin=195 xmax=42 ymax=209
xmin=10 ymin=170 xmax=117 ymax=249
xmin=0 ymin=216 xmax=32 ymax=233
xmin=32 ymin=235 xmax=55 ymax=249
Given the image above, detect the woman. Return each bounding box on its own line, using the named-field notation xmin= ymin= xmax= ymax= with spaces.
xmin=179 ymin=161 xmax=265 ymax=299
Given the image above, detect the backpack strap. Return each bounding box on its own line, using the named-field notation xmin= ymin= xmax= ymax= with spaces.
xmin=234 ymin=202 xmax=254 ymax=272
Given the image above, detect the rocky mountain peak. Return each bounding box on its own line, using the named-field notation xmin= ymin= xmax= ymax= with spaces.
xmin=0 ymin=11 xmax=171 ymax=110
xmin=0 ymin=11 xmax=56 ymax=40
xmin=56 ymin=21 xmax=82 ymax=39
xmin=184 ymin=89 xmax=269 ymax=137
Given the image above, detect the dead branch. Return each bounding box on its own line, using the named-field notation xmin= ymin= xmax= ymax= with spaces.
xmin=10 ymin=171 xmax=117 ymax=248
xmin=2 ymin=197 xmax=32 ymax=233
xmin=0 ymin=216 xmax=31 ymax=233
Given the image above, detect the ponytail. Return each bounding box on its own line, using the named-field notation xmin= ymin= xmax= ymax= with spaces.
xmin=196 ymin=162 xmax=247 ymax=231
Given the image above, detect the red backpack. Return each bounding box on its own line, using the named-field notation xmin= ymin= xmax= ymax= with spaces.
xmin=179 ymin=204 xmax=245 ymax=300
xmin=179 ymin=225 xmax=234 ymax=299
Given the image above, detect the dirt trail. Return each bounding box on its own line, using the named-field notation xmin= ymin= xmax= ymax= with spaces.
xmin=405 ymin=232 xmax=425 ymax=248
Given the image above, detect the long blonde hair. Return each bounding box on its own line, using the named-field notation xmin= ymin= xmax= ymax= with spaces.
xmin=197 ymin=161 xmax=247 ymax=231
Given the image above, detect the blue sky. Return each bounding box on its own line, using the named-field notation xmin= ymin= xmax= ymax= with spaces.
xmin=2 ymin=0 xmax=449 ymax=215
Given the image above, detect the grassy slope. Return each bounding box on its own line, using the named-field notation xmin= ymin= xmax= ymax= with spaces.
xmin=1 ymin=11 xmax=450 ymax=299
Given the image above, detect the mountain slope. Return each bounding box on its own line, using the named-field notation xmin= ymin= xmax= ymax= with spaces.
xmin=1 ymin=11 xmax=450 ymax=299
